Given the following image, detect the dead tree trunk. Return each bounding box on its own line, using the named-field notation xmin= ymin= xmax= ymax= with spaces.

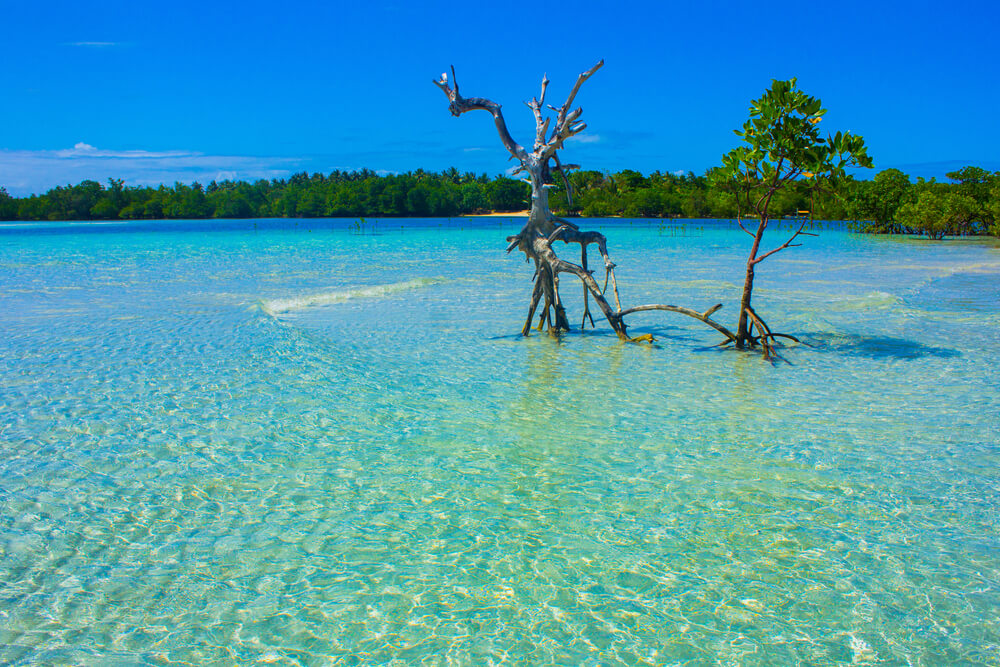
xmin=434 ymin=63 xmax=735 ymax=344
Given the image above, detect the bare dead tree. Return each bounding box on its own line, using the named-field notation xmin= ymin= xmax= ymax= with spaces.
xmin=434 ymin=62 xmax=735 ymax=343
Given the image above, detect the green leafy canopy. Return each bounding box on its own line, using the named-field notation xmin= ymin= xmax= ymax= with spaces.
xmin=713 ymin=78 xmax=873 ymax=217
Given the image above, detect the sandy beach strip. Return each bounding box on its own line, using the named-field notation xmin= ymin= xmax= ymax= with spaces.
xmin=463 ymin=210 xmax=530 ymax=217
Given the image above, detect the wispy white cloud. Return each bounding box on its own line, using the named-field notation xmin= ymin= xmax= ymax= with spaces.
xmin=53 ymin=142 xmax=191 ymax=159
xmin=569 ymin=133 xmax=601 ymax=144
xmin=65 ymin=42 xmax=121 ymax=48
xmin=0 ymin=144 xmax=304 ymax=196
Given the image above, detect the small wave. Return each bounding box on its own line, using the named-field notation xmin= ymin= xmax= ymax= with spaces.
xmin=261 ymin=278 xmax=444 ymax=315
xmin=825 ymin=290 xmax=902 ymax=312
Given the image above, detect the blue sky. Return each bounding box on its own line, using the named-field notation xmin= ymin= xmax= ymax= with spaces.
xmin=2 ymin=0 xmax=998 ymax=195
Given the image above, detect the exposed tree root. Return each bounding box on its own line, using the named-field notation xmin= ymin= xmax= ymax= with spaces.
xmin=738 ymin=305 xmax=805 ymax=361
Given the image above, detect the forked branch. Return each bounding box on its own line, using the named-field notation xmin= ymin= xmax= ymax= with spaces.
xmin=433 ymin=68 xmax=527 ymax=163
xmin=753 ymin=219 xmax=817 ymax=265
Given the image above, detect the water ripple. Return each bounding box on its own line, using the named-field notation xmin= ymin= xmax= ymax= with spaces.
xmin=1 ymin=222 xmax=998 ymax=664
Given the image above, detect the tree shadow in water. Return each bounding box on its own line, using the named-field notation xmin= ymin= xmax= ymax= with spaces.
xmin=806 ymin=333 xmax=960 ymax=360
xmin=491 ymin=328 xmax=959 ymax=361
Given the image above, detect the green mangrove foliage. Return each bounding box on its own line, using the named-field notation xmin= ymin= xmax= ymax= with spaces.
xmin=2 ymin=166 xmax=999 ymax=238
xmin=710 ymin=77 xmax=872 ymax=353
xmin=894 ymin=190 xmax=978 ymax=240
xmin=850 ymin=166 xmax=1000 ymax=237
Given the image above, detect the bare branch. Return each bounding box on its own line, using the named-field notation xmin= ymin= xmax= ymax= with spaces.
xmin=549 ymin=215 xmax=579 ymax=230
xmin=752 ymin=219 xmax=809 ymax=265
xmin=537 ymin=118 xmax=551 ymax=150
xmin=702 ymin=303 xmax=723 ymax=318
xmin=433 ymin=67 xmax=528 ymax=163
xmin=559 ymin=61 xmax=604 ymax=125
xmin=521 ymin=277 xmax=544 ymax=336
xmin=744 ymin=306 xmax=776 ymax=359
xmin=523 ymin=73 xmax=555 ymax=152
xmin=580 ymin=245 xmax=595 ymax=329
xmin=539 ymin=60 xmax=604 ymax=159
xmin=546 ymin=225 xmax=569 ymax=245
xmin=552 ymin=153 xmax=574 ymax=207
xmin=559 ymin=229 xmax=615 ymax=270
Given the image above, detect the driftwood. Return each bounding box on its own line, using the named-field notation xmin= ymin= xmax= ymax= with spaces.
xmin=434 ymin=62 xmax=736 ymax=344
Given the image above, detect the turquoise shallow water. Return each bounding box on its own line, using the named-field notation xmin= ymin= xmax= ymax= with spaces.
xmin=1 ymin=218 xmax=999 ymax=665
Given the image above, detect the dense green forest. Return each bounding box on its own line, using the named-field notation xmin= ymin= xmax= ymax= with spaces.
xmin=2 ymin=165 xmax=998 ymax=238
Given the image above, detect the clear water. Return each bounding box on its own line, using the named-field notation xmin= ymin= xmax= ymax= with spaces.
xmin=1 ymin=218 xmax=998 ymax=665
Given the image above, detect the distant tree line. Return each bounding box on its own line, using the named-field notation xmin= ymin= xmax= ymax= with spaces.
xmin=846 ymin=166 xmax=1000 ymax=238
xmin=0 ymin=169 xmax=528 ymax=222
xmin=2 ymin=165 xmax=998 ymax=238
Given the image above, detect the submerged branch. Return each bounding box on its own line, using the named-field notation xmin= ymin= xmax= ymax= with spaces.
xmin=618 ymin=304 xmax=737 ymax=342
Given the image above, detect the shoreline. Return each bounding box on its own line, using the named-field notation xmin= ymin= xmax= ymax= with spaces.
xmin=463 ymin=210 xmax=530 ymax=217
